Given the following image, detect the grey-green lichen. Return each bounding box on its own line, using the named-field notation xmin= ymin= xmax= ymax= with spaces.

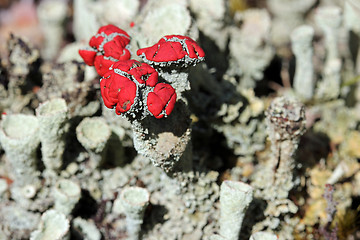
xmin=131 ymin=103 xmax=192 ymax=175
xmin=250 ymin=231 xmax=279 ymax=240
xmin=217 ymin=180 xmax=253 ymax=240
xmin=30 ymin=209 xmax=70 ymax=240
xmin=53 ymin=178 xmax=81 ymax=215
xmin=1 ymin=0 xmax=360 ymax=239
xmin=0 ymin=203 xmax=40 ymax=239
xmin=214 ymin=89 xmax=267 ymax=160
xmin=256 ymin=96 xmax=306 ymax=200
xmin=0 ymin=114 xmax=42 ymax=209
xmin=251 ymin=96 xmax=306 ymax=238
xmin=118 ymin=186 xmax=150 ymax=240
xmin=37 ymin=0 xmax=68 ymax=60
xmin=76 ymin=117 xmax=111 ymax=168
xmin=291 ymin=25 xmax=314 ymax=100
xmin=227 ymin=9 xmax=274 ymax=88
xmin=72 ymin=217 xmax=101 ymax=240
xmin=36 ymin=98 xmax=69 ymax=171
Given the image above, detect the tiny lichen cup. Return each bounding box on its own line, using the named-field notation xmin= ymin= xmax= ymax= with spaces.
xmin=30 ymin=209 xmax=70 ymax=240
xmin=53 ymin=178 xmax=81 ymax=215
xmin=119 ymin=186 xmax=150 ymax=240
xmin=0 ymin=114 xmax=40 ymax=186
xmin=219 ymin=180 xmax=254 ymax=240
xmin=36 ymin=98 xmax=69 ymax=172
xmin=76 ymin=117 xmax=111 ymax=168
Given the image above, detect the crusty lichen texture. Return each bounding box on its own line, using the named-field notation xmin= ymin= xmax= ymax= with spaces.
xmin=118 ymin=186 xmax=150 ymax=240
xmin=2 ymin=0 xmax=360 ymax=239
xmin=0 ymin=114 xmax=40 ymax=187
xmin=291 ymin=25 xmax=314 ymax=100
xmin=264 ymin=96 xmax=306 ymax=200
xmin=218 ymin=180 xmax=254 ymax=240
xmin=30 ymin=210 xmax=70 ymax=240
xmin=251 ymin=96 xmax=306 ymax=238
xmin=36 ymin=98 xmax=69 ymax=172
xmin=79 ymin=25 xmax=205 ymax=176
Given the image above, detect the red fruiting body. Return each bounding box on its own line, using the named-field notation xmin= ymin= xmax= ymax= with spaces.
xmin=89 ymin=25 xmax=130 ymax=49
xmin=115 ymin=77 xmax=137 ymax=114
xmin=100 ymin=72 xmax=118 ymax=108
xmin=100 ymin=71 xmax=137 ymax=113
xmin=147 ymin=83 xmax=176 ymax=119
xmin=80 ymin=27 xmax=183 ymax=119
xmin=103 ymin=36 xmax=131 ymax=60
xmin=112 ymin=60 xmax=158 ymax=87
xmin=136 ymin=39 xmax=185 ymax=63
xmin=79 ymin=24 xmax=131 ymax=76
xmin=182 ymin=37 xmax=205 ymax=59
xmin=78 ymin=49 xmax=97 ymax=66
xmin=94 ymin=55 xmax=115 ymax=77
xmin=97 ymin=24 xmax=130 ymax=38
xmin=141 ymin=41 xmax=186 ymax=62
xmin=89 ymin=35 xmax=105 ymax=49
xmin=101 ymin=62 xmax=177 ymax=119
xmin=137 ymin=35 xmax=205 ymax=64
xmin=129 ymin=62 xmax=158 ymax=87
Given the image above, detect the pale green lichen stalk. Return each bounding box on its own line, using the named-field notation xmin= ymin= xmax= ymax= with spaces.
xmin=227 ymin=9 xmax=273 ymax=89
xmin=72 ymin=217 xmax=101 ymax=240
xmin=37 ymin=0 xmax=68 ymax=60
xmin=30 ymin=209 xmax=70 ymax=240
xmin=0 ymin=114 xmax=40 ymax=187
xmin=315 ymin=6 xmax=342 ymax=66
xmin=315 ymin=6 xmax=342 ymax=100
xmin=268 ymin=0 xmax=316 ymax=46
xmin=250 ymin=231 xmax=279 ymax=240
xmin=218 ymin=180 xmax=254 ymax=240
xmin=251 ymin=96 xmax=306 ymax=236
xmin=119 ymin=186 xmax=150 ymax=240
xmin=76 ymin=117 xmax=111 ymax=168
xmin=36 ymin=98 xmax=69 ymax=172
xmin=264 ymin=96 xmax=306 ymax=200
xmin=291 ymin=25 xmax=314 ymax=100
xmin=53 ymin=178 xmax=81 ymax=215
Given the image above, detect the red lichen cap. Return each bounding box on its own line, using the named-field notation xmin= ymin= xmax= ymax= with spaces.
xmin=90 ymin=24 xmax=130 ymax=49
xmin=129 ymin=62 xmax=158 ymax=87
xmin=112 ymin=60 xmax=158 ymax=87
xmin=101 ymin=63 xmax=177 ymax=119
xmin=98 ymin=24 xmax=130 ymax=38
xmin=103 ymin=36 xmax=131 ymax=60
xmin=79 ymin=24 xmax=131 ymax=76
xmin=115 ymin=78 xmax=137 ymax=114
xmin=89 ymin=35 xmax=105 ymax=49
xmin=147 ymin=83 xmax=177 ymax=119
xmin=100 ymin=71 xmax=137 ymax=113
xmin=138 ymin=40 xmax=186 ymax=63
xmin=137 ymin=35 xmax=205 ymax=66
xmin=78 ymin=48 xmax=97 ymax=66
xmin=94 ymin=55 xmax=115 ymax=77
xmin=100 ymin=72 xmax=118 ymax=108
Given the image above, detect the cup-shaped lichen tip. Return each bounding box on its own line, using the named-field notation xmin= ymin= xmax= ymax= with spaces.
xmin=219 ymin=180 xmax=254 ymax=240
xmin=76 ymin=117 xmax=111 ymax=153
xmin=30 ymin=209 xmax=70 ymax=240
xmin=53 ymin=179 xmax=81 ymax=215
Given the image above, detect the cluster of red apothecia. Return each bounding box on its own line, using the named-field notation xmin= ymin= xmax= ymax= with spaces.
xmin=79 ymin=24 xmax=205 ymax=119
